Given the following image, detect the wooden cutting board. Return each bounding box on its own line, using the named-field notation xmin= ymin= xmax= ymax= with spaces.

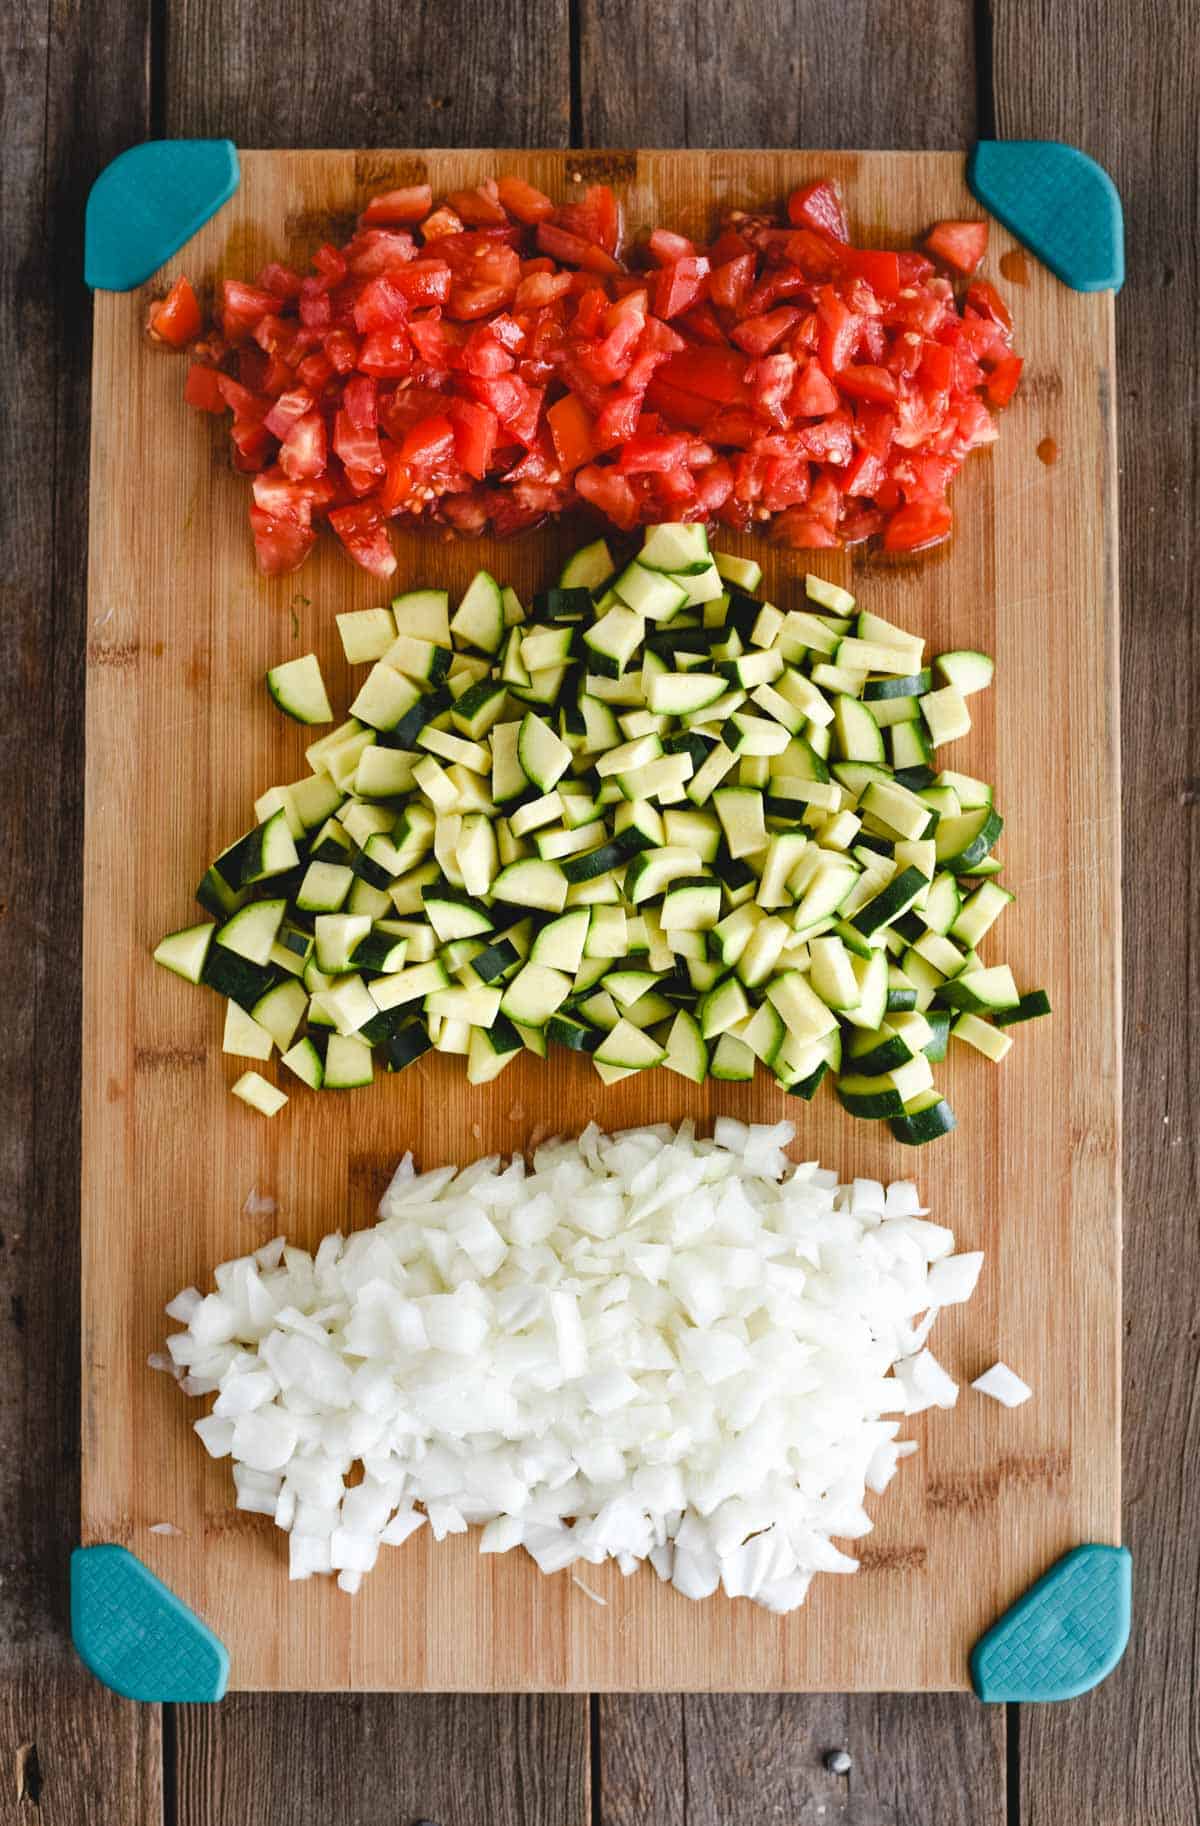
xmin=82 ymin=150 xmax=1120 ymax=1692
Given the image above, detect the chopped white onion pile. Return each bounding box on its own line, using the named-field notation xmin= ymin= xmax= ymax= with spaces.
xmin=163 ymin=1120 xmax=983 ymax=1611
xmin=971 ymin=1361 xmax=1032 ymax=1407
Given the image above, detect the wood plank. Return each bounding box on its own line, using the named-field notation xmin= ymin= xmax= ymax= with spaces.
xmin=600 ymin=1694 xmax=1006 ymax=1826
xmin=163 ymin=0 xmax=571 ymax=148
xmin=82 ymin=149 xmax=1119 ymax=1697
xmin=577 ymin=0 xmax=978 ymax=148
xmin=158 ymin=28 xmax=581 ymax=1826
xmin=0 ymin=0 xmax=161 ymax=1820
xmin=991 ymin=4 xmax=1199 ymax=1820
xmin=582 ymin=11 xmax=1009 ymax=1818
xmin=176 ymin=1693 xmax=589 ymax=1825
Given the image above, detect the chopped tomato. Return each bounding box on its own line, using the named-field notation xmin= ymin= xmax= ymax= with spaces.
xmin=546 ymin=393 xmax=595 ymax=473
xmin=786 ymin=180 xmax=849 ymax=242
xmin=183 ymin=362 xmax=226 ymax=412
xmin=148 ymin=276 xmax=202 ymax=347
xmin=882 ymin=498 xmax=953 ymax=551
xmin=985 ymin=353 xmax=1023 ymax=408
xmin=925 ymin=219 xmax=989 ymax=275
xmin=177 ymin=170 xmax=1018 ymax=568
xmin=361 ymin=185 xmax=433 ymax=226
xmin=536 ymin=222 xmax=623 ymax=276
xmin=328 ymin=503 xmax=396 ymax=576
xmin=497 ymin=176 xmax=555 ymax=223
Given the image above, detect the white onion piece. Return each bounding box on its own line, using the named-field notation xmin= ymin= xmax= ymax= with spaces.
xmin=165 ymin=1121 xmax=980 ymax=1613
xmin=972 ymin=1361 xmax=1033 ymax=1407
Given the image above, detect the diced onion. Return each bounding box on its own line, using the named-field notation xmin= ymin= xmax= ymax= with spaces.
xmin=166 ymin=1121 xmax=981 ymax=1613
xmin=971 ymin=1360 xmax=1032 ymax=1407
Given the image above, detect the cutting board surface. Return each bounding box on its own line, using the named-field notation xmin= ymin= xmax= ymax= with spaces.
xmin=82 ymin=150 xmax=1120 ymax=1691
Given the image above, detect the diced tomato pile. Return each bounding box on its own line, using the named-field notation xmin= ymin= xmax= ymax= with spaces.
xmin=169 ymin=176 xmax=1019 ymax=576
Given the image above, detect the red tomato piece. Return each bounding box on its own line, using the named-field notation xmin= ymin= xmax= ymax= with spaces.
xmin=420 ymin=206 xmax=464 ymax=240
xmin=786 ymin=180 xmax=849 ymax=242
xmin=279 ymin=412 xmax=327 ymax=481
xmin=837 ymin=363 xmax=899 ymax=405
xmin=547 ymin=393 xmax=595 ymax=473
xmin=648 ymin=227 xmax=697 ymax=265
xmin=536 ymin=222 xmax=623 ymax=276
xmin=709 ymin=253 xmax=756 ymax=312
xmin=788 ymin=358 xmax=840 ymax=418
xmin=352 ymin=276 xmax=410 ymax=333
xmin=445 ymin=399 xmax=500 ymax=480
xmin=838 ymin=248 xmax=901 ymax=299
xmin=148 ymin=275 xmax=202 ymax=347
xmin=654 ymin=257 xmax=711 ymax=321
xmin=221 ymin=280 xmax=279 ymax=342
xmin=342 ymin=375 xmax=378 ymax=430
xmin=361 ymin=185 xmax=433 ymax=226
xmin=358 ymin=328 xmax=413 ymax=377
xmin=183 ymin=363 xmax=226 ymax=413
xmin=516 ymin=269 xmax=574 ymax=309
xmin=497 ymin=176 xmax=555 ymax=223
xmin=985 ymin=353 xmax=1023 ymax=407
xmin=731 ymin=307 xmax=802 ymax=357
xmin=345 ymin=230 xmax=417 ymax=277
xmin=257 ymin=262 xmax=305 ymax=301
xmin=249 ymin=505 xmax=317 ymax=574
xmin=399 ymin=414 xmax=458 ymax=469
xmin=312 ymin=243 xmax=348 ymax=283
xmin=925 ymin=219 xmax=989 ymax=275
xmin=965 ymin=278 xmax=1014 ymax=336
xmin=882 ymin=498 xmax=953 ymax=551
xmin=592 ymin=389 xmax=644 ymax=451
xmin=334 ymin=410 xmax=384 ymax=492
xmin=262 ymin=387 xmax=315 ymax=439
xmin=816 ymin=290 xmax=862 ymax=373
xmin=574 ymin=463 xmax=640 ymax=530
xmin=553 ymin=185 xmax=621 ymax=256
xmin=328 ymin=503 xmax=397 ymax=576
xmin=617 ymin=426 xmax=693 ymax=474
xmin=654 ymin=346 xmax=749 ymax=405
xmin=447 ymin=183 xmax=509 ymax=227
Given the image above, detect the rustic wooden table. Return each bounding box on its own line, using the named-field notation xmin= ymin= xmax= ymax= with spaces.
xmin=2 ymin=2 xmax=1194 ymax=1820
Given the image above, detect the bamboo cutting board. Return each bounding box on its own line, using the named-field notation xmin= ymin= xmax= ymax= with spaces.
xmin=81 ymin=150 xmax=1120 ymax=1691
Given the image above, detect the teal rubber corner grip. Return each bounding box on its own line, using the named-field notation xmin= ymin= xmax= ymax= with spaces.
xmin=968 ymin=141 xmax=1123 ymax=293
xmin=85 ymin=139 xmax=239 ymax=291
xmin=71 ymin=1545 xmax=230 ymax=1702
xmin=971 ymin=1544 xmax=1131 ymax=1704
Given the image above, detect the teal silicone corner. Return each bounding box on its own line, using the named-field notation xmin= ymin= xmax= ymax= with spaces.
xmin=968 ymin=141 xmax=1124 ymax=293
xmin=971 ymin=1544 xmax=1131 ymax=1703
xmin=85 ymin=139 xmax=239 ymax=291
xmin=71 ymin=1545 xmax=229 ymax=1702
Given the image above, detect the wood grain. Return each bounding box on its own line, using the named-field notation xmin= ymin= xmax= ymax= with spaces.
xmin=81 ymin=149 xmax=1119 ymax=1694
xmin=0 ymin=0 xmax=164 ymax=1820
xmin=583 ymin=7 xmax=1011 ymax=1814
xmin=577 ymin=0 xmax=979 ymax=149
xmin=601 ymin=1693 xmax=1006 ymax=1826
xmin=164 ymin=0 xmax=571 ymax=148
xmin=993 ymin=3 xmax=1200 ymax=1821
xmin=176 ymin=1692 xmax=589 ymax=1825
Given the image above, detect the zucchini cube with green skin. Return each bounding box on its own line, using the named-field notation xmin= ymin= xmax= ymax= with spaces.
xmin=584 ymin=604 xmax=645 ymax=679
xmin=920 ymin=684 xmax=972 ymax=747
xmin=500 ymin=962 xmax=572 ymax=1028
xmin=231 ymin=1071 xmax=288 ymax=1117
xmin=659 ymin=876 xmax=722 ymax=932
xmin=709 ymin=1032 xmax=755 ymax=1081
xmin=349 ymin=663 xmax=423 ymax=734
xmin=766 ymin=971 xmax=839 ymax=1042
xmin=889 ymin=1087 xmax=956 ymax=1144
xmin=337 ymin=607 xmax=398 ymax=665
xmin=154 ymin=921 xmax=215 ymax=984
xmin=222 ymin=1000 xmax=275 ymax=1061
xmin=281 ymin=1037 xmax=324 ymax=1090
xmin=323 ymin=1033 xmax=374 ymax=1089
xmin=450 ymin=571 xmax=505 ymax=654
xmin=266 ymin=652 xmax=333 ymax=726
